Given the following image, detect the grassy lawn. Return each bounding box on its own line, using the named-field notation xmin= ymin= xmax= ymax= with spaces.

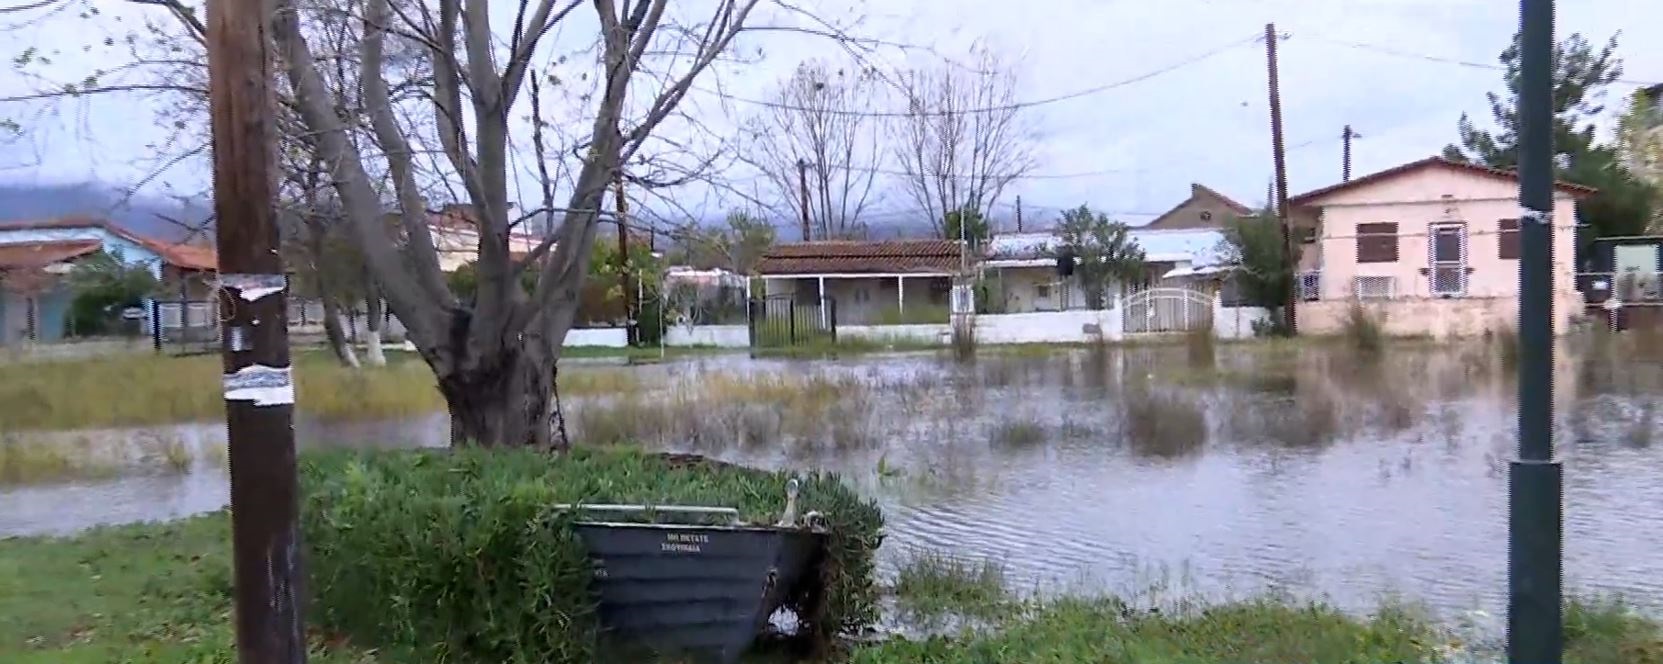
xmin=7 ymin=514 xmax=1660 ymax=663
xmin=0 ymin=514 xmax=375 ymax=663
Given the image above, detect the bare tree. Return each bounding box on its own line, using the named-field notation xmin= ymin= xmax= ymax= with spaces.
xmin=269 ymin=0 xmax=802 ymax=448
xmin=890 ymin=42 xmax=1035 ymax=236
xmin=745 ymin=60 xmax=880 ymax=239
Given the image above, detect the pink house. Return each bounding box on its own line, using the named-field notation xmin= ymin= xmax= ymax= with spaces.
xmin=1291 ymin=157 xmax=1595 ymax=337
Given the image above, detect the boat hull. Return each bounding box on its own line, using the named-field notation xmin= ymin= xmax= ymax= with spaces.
xmin=573 ymin=522 xmax=824 ymax=663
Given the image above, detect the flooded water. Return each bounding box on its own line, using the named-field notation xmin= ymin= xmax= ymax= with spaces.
xmin=6 ymin=341 xmax=1663 ymax=629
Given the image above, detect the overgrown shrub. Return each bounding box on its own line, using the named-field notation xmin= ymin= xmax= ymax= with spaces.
xmin=300 ymin=447 xmax=883 ymax=663
xmin=1342 ymin=301 xmax=1384 ymax=356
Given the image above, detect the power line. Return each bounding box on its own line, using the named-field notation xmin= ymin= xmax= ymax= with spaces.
xmin=1306 ymin=35 xmax=1663 ymax=87
xmin=800 ymin=162 xmax=1140 ymax=180
xmin=700 ymin=33 xmax=1264 ymax=118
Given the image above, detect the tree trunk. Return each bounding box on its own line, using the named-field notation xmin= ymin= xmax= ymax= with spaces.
xmin=321 ymin=294 xmax=360 ymax=369
xmin=363 ymin=289 xmax=387 ymax=366
xmin=434 ymin=337 xmax=558 ymax=449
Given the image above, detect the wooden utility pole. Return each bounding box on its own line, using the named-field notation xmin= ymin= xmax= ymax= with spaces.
xmin=1342 ymin=124 xmax=1358 ymax=182
xmin=206 ymin=0 xmax=304 ymax=662
xmin=1016 ymin=195 xmax=1024 ymax=233
xmin=796 ymin=158 xmax=812 ymax=241
xmin=1510 ymin=0 xmax=1562 ymax=661
xmin=1265 ymin=22 xmax=1295 ymax=333
xmin=615 ymin=173 xmax=635 ymax=345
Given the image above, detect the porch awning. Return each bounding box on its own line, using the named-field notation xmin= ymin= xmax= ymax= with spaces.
xmin=0 ymin=240 xmax=102 ymax=269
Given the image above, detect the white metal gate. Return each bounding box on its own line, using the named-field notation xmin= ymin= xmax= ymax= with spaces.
xmin=1122 ymin=286 xmax=1214 ymax=334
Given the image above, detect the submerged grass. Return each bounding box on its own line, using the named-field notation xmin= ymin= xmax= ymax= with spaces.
xmin=0 ymin=351 xmax=649 ymax=435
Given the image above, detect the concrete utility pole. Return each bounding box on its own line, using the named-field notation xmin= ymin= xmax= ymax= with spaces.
xmin=796 ymin=158 xmax=812 ymax=241
xmin=205 ymin=0 xmax=305 ymax=662
xmin=1265 ymin=22 xmax=1295 ymax=333
xmin=1341 ymin=124 xmax=1358 ymax=182
xmin=1510 ymin=0 xmax=1562 ymax=661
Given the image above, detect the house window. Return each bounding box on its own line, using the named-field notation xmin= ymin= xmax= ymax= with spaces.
xmin=1430 ymin=223 xmax=1467 ymax=297
xmin=1352 ymin=275 xmax=1395 ymax=299
xmin=1356 ymin=223 xmax=1398 ymax=263
xmin=1299 ymin=271 xmax=1321 ymax=301
xmin=1498 ymin=218 xmax=1520 ymax=259
xmin=1299 ymin=226 xmax=1318 ymax=244
xmin=1035 ymin=283 xmax=1052 ymax=300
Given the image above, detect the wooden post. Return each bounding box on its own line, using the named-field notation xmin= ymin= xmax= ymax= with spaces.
xmin=1265 ymin=22 xmax=1296 ymax=334
xmin=206 ymin=0 xmax=305 ymax=662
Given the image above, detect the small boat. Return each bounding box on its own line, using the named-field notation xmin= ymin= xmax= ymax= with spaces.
xmin=564 ymin=480 xmax=827 ymax=663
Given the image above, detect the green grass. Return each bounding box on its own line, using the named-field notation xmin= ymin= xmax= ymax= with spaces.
xmin=0 ymin=514 xmax=375 ymax=663
xmin=855 ymin=597 xmax=1441 ymax=664
xmin=5 ymin=519 xmax=1660 ymax=664
xmin=893 ymin=551 xmax=1013 ymax=619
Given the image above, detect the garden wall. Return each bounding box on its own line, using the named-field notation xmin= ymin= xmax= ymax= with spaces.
xmin=663 ymin=324 xmax=750 ymax=348
xmin=1213 ymin=302 xmax=1274 ymax=340
xmin=839 ymin=323 xmax=952 ymax=344
xmin=975 ymin=309 xmax=1123 ymax=343
xmin=565 ymin=327 xmax=629 ymax=347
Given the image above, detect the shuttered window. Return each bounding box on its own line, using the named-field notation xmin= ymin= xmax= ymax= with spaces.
xmin=1498 ymin=218 xmax=1520 ymax=259
xmin=1356 ymin=222 xmax=1398 ymax=263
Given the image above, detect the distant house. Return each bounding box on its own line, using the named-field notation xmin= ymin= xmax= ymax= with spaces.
xmin=754 ymin=240 xmax=963 ymax=325
xmin=422 ymin=204 xmax=543 ymax=272
xmin=1290 ymin=156 xmax=1593 ymax=337
xmin=981 ymin=228 xmax=1228 ymax=312
xmin=1141 ymin=183 xmax=1255 ymax=230
xmin=0 ymin=217 xmax=217 ymax=345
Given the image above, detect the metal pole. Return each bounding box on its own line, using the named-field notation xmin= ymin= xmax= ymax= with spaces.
xmin=615 ymin=174 xmax=635 ymax=346
xmin=797 ymin=159 xmax=812 ymax=242
xmin=206 ymin=0 xmax=305 ymax=661
xmin=1510 ymin=0 xmax=1562 ymax=661
xmin=1016 ymin=195 xmax=1024 ymax=233
xmin=1265 ymin=22 xmax=1296 ymax=334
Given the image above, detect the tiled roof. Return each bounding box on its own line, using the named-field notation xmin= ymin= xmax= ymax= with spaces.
xmin=0 ymin=216 xmax=217 ymax=271
xmin=755 ymin=239 xmax=963 ymax=275
xmin=0 ymin=239 xmax=102 ymax=269
xmin=1289 ymin=156 xmax=1598 ymax=206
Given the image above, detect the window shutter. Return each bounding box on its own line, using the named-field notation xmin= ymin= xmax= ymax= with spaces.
xmin=1356 ymin=222 xmax=1399 ymax=263
xmin=1498 ymin=218 xmax=1520 ymax=259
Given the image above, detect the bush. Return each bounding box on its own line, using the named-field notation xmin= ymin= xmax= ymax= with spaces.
xmin=300 ymin=447 xmax=883 ymax=663
xmin=1342 ymin=301 xmax=1384 ymax=356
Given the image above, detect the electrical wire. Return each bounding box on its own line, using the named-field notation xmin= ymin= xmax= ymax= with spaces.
xmin=697 ymin=33 xmax=1265 ymax=118
xmin=1305 ymin=35 xmax=1663 ymax=87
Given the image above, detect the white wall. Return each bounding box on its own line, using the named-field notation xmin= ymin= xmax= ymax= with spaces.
xmin=975 ymin=309 xmax=1124 ymax=344
xmin=664 ymin=324 xmax=750 ymax=348
xmin=565 ymin=327 xmax=629 ymax=347
xmin=839 ymin=323 xmax=952 ymax=344
xmin=1213 ymin=301 xmax=1274 ymax=340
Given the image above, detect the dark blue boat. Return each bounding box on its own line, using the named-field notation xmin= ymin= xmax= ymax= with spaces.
xmin=564 ymin=483 xmax=827 ymax=663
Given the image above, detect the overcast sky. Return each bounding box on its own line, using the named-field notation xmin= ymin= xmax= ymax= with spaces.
xmin=2 ymin=0 xmax=1659 ymax=231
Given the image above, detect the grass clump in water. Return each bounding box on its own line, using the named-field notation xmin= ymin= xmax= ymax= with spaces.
xmin=893 ymin=551 xmax=1012 ymax=620
xmin=988 ymin=418 xmax=1046 ymax=448
xmin=1121 ymin=385 xmax=1208 ymax=458
xmin=1566 ymin=597 xmax=1663 ymax=664
xmin=1342 ymin=301 xmax=1385 ymax=357
xmin=301 ymin=447 xmax=883 ymax=663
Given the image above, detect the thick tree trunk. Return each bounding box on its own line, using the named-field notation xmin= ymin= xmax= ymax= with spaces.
xmin=435 ymin=341 xmax=558 ymax=449
xmin=363 ymin=290 xmax=387 ymax=366
xmin=321 ymin=294 xmax=360 ymax=369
